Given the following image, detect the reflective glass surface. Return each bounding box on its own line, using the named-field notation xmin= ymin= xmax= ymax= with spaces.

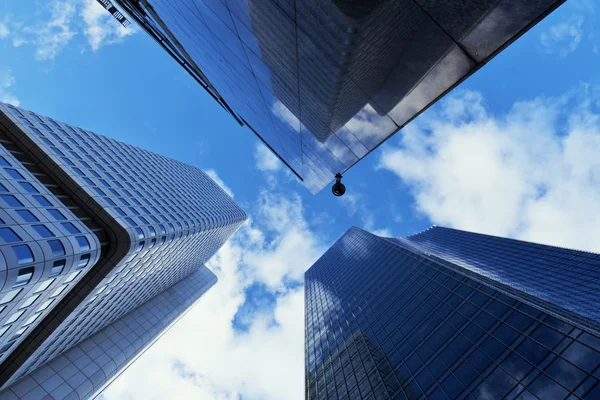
xmin=117 ymin=0 xmax=564 ymax=193
xmin=305 ymin=227 xmax=600 ymax=399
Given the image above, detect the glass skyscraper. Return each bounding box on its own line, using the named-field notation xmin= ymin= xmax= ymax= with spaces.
xmin=305 ymin=226 xmax=600 ymax=399
xmin=112 ymin=0 xmax=565 ymax=193
xmin=0 ymin=102 xmax=247 ymax=399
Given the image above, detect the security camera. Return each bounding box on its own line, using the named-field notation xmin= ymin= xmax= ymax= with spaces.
xmin=332 ymin=173 xmax=346 ymax=196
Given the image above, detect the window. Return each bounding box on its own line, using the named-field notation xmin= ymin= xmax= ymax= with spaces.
xmin=19 ymin=182 xmax=38 ymax=193
xmin=4 ymin=168 xmax=24 ymax=180
xmin=50 ymin=260 xmax=65 ymax=277
xmin=5 ymin=309 xmax=25 ymax=324
xmin=48 ymin=209 xmax=66 ymax=220
xmin=50 ymin=285 xmax=67 ymax=298
xmin=15 ymin=267 xmax=34 ymax=287
xmin=48 ymin=240 xmax=65 ymax=256
xmin=0 ymin=156 xmax=10 ymax=167
xmin=148 ymin=238 xmax=156 ymax=249
xmin=0 ymin=326 xmax=9 ymax=338
xmin=34 ymin=279 xmax=54 ymax=293
xmin=148 ymin=226 xmax=156 ymax=236
xmin=11 ymin=326 xmax=28 ymax=340
xmin=0 ymin=341 xmax=13 ymax=353
xmin=64 ymin=271 xmax=79 ymax=283
xmin=136 ymin=241 xmax=145 ymax=252
xmin=13 ymin=245 xmax=34 ymax=264
xmin=36 ymin=299 xmax=53 ymax=312
xmin=0 ymin=288 xmax=22 ymax=305
xmin=16 ymin=209 xmax=38 ymax=222
xmin=61 ymin=222 xmax=79 ymax=234
xmin=33 ymin=195 xmax=52 ymax=207
xmin=0 ymin=227 xmax=22 ymax=243
xmin=22 ymin=313 xmax=41 ymax=327
xmin=32 ymin=225 xmax=54 ymax=238
xmin=0 ymin=183 xmax=7 ymax=192
xmin=20 ymin=294 xmax=40 ymax=309
xmin=134 ymin=228 xmax=144 ymax=239
xmin=72 ymin=167 xmax=85 ymax=176
xmin=125 ymin=217 xmax=136 ymax=227
xmin=76 ymin=236 xmax=90 ymax=251
xmin=77 ymin=254 xmax=91 ymax=269
xmin=1 ymin=195 xmax=23 ymax=207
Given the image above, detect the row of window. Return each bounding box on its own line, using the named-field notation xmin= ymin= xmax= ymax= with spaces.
xmin=2 ymin=236 xmax=90 ymax=264
xmin=0 ymin=222 xmax=82 ymax=242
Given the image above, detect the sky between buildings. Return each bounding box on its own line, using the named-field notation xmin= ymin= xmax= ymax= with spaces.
xmin=0 ymin=0 xmax=599 ymax=399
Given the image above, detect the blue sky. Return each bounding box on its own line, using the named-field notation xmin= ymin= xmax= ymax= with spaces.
xmin=1 ymin=0 xmax=600 ymax=399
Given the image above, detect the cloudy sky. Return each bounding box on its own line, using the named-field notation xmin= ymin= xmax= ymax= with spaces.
xmin=1 ymin=0 xmax=600 ymax=399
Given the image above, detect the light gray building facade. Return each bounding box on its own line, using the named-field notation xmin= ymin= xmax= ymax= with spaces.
xmin=0 ymin=102 xmax=246 ymax=399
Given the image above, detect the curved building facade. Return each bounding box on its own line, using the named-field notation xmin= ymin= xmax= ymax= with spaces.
xmin=0 ymin=102 xmax=246 ymax=399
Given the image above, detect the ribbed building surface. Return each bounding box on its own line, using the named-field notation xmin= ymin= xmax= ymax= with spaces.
xmin=0 ymin=102 xmax=246 ymax=399
xmin=115 ymin=0 xmax=565 ymax=193
xmin=305 ymin=227 xmax=600 ymax=399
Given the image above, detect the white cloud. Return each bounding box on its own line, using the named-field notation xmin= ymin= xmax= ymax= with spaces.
xmin=345 ymin=104 xmax=397 ymax=149
xmin=0 ymin=69 xmax=20 ymax=106
xmin=1 ymin=0 xmax=136 ymax=60
xmin=340 ymin=191 xmax=392 ymax=237
xmin=80 ymin=0 xmax=136 ymax=51
xmin=272 ymin=100 xmax=300 ymax=132
xmin=25 ymin=1 xmax=77 ymax=60
xmin=253 ymin=143 xmax=281 ymax=172
xmin=0 ymin=22 xmax=9 ymax=39
xmin=100 ymin=188 xmax=327 ymax=400
xmin=205 ymin=169 xmax=235 ymax=198
xmin=540 ymin=15 xmax=584 ymax=57
xmin=378 ymin=87 xmax=600 ymax=252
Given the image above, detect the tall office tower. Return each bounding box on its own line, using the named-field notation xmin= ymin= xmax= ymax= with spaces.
xmin=0 ymin=102 xmax=247 ymax=399
xmin=112 ymin=0 xmax=565 ymax=193
xmin=305 ymin=227 xmax=600 ymax=399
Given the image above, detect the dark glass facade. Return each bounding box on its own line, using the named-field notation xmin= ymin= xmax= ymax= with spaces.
xmin=114 ymin=0 xmax=565 ymax=193
xmin=305 ymin=227 xmax=600 ymax=399
xmin=0 ymin=102 xmax=247 ymax=399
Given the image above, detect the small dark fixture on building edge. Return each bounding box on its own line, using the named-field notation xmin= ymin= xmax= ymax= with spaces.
xmin=332 ymin=173 xmax=345 ymax=197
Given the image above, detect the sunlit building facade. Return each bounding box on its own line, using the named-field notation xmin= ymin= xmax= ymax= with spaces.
xmin=114 ymin=0 xmax=566 ymax=193
xmin=305 ymin=226 xmax=600 ymax=399
xmin=0 ymin=102 xmax=246 ymax=399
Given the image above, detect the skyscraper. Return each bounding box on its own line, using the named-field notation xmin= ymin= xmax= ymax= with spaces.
xmin=305 ymin=226 xmax=600 ymax=399
xmin=0 ymin=102 xmax=247 ymax=399
xmin=112 ymin=0 xmax=566 ymax=193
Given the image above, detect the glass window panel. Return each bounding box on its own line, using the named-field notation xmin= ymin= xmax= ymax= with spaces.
xmin=1 ymin=195 xmax=23 ymax=207
xmin=20 ymin=293 xmax=40 ymax=308
xmin=48 ymin=239 xmax=65 ymax=257
xmin=16 ymin=210 xmax=38 ymax=222
xmin=5 ymin=309 xmax=25 ymax=324
xmin=48 ymin=209 xmax=66 ymax=221
xmin=0 ymin=288 xmax=22 ymax=305
xmin=50 ymin=260 xmax=66 ymax=277
xmin=5 ymin=168 xmax=24 ymax=179
xmin=13 ymin=244 xmax=34 ymax=264
xmin=32 ymin=225 xmax=54 ymax=238
xmin=0 ymin=227 xmax=22 ymax=243
xmin=15 ymin=267 xmax=35 ymax=287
